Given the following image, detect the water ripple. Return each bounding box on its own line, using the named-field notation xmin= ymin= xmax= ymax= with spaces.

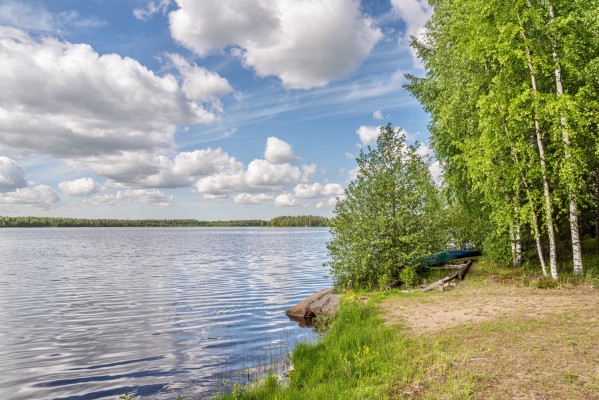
xmin=0 ymin=227 xmax=330 ymax=400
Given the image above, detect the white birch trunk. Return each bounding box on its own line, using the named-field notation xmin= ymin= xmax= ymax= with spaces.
xmin=503 ymin=123 xmax=547 ymax=275
xmin=512 ymin=217 xmax=522 ymax=268
xmin=548 ymin=2 xmax=583 ymax=275
xmin=596 ymin=168 xmax=599 ymax=254
xmin=518 ymin=20 xmax=558 ymax=278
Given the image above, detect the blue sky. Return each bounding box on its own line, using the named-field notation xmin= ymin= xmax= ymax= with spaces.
xmin=0 ymin=0 xmax=436 ymax=220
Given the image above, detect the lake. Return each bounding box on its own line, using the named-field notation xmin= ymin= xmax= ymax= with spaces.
xmin=0 ymin=228 xmax=331 ymax=400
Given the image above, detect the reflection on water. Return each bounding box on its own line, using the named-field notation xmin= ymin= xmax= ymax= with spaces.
xmin=0 ymin=227 xmax=330 ymax=400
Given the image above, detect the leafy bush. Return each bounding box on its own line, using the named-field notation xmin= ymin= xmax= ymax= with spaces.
xmin=325 ymin=124 xmax=444 ymax=289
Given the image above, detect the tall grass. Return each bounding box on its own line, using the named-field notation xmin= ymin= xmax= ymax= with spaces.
xmin=214 ymin=296 xmax=473 ymax=400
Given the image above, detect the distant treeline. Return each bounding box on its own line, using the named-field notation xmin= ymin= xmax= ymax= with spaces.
xmin=267 ymin=215 xmax=329 ymax=227
xmin=0 ymin=215 xmax=329 ymax=228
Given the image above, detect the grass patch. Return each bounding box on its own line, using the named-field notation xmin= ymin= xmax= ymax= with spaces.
xmin=213 ymin=296 xmax=477 ymax=400
xmin=214 ymin=248 xmax=598 ymax=400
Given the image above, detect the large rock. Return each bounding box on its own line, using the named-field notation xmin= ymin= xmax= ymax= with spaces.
xmin=285 ymin=288 xmax=339 ymax=325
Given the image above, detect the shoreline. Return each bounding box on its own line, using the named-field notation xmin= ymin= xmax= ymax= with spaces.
xmin=214 ymin=259 xmax=599 ymax=399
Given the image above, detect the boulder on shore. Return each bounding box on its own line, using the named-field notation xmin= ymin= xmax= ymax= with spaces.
xmin=285 ymin=288 xmax=339 ymax=325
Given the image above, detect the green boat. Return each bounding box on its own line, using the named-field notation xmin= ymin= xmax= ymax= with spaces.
xmin=418 ymin=250 xmax=481 ymax=267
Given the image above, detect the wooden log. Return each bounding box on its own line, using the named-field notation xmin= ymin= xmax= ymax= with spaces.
xmin=420 ymin=260 xmax=475 ymax=293
xmin=385 ymin=279 xmax=402 ymax=290
xmin=420 ymin=273 xmax=458 ymax=292
xmin=457 ymin=260 xmax=474 ymax=280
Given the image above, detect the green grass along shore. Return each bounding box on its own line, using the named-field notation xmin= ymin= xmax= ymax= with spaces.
xmin=213 ymin=241 xmax=599 ymax=400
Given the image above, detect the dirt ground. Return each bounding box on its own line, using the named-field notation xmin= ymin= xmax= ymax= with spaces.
xmin=379 ymin=272 xmax=599 ymax=399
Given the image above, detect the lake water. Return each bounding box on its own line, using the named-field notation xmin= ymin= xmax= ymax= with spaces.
xmin=0 ymin=228 xmax=331 ymax=400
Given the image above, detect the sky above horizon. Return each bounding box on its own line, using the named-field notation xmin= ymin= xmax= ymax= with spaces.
xmin=0 ymin=0 xmax=436 ymax=220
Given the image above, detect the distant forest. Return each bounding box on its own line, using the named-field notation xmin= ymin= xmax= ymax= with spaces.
xmin=0 ymin=215 xmax=329 ymax=228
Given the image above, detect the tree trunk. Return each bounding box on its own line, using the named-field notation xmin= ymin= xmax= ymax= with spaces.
xmin=511 ymin=219 xmax=523 ymax=268
xmin=548 ymin=3 xmax=583 ymax=276
xmin=503 ymin=123 xmax=547 ymax=275
xmin=518 ymin=18 xmax=558 ymax=279
xmin=596 ymin=168 xmax=599 ymax=253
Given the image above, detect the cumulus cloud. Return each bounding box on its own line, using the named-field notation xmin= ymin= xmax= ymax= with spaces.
xmin=0 ymin=185 xmax=59 ymax=207
xmin=86 ymin=188 xmax=172 ymax=207
xmin=133 ymin=0 xmax=171 ymax=21
xmin=274 ymin=193 xmax=297 ymax=207
xmin=293 ymin=183 xmax=344 ymax=199
xmin=0 ymin=27 xmax=228 ymax=160
xmin=168 ymin=0 xmax=381 ymax=88
xmin=137 ymin=148 xmax=243 ymax=188
xmin=194 ymin=156 xmax=309 ymax=198
xmin=233 ymin=193 xmax=273 ymax=204
xmin=192 ymin=138 xmax=318 ymax=200
xmin=264 ymin=137 xmax=299 ymax=164
xmin=372 ymin=110 xmax=384 ymax=120
xmin=170 ymin=54 xmax=232 ymax=103
xmin=316 ymin=197 xmax=341 ymax=209
xmin=356 ymin=125 xmax=381 ymax=146
xmin=246 ymin=159 xmax=304 ymax=187
xmin=58 ymin=177 xmax=101 ymax=196
xmin=0 ymin=156 xmax=27 ymax=192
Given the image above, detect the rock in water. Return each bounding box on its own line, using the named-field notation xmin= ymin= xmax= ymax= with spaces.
xmin=285 ymin=288 xmax=339 ymax=325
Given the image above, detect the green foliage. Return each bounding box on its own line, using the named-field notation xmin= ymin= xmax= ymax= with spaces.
xmin=406 ymin=0 xmax=599 ymax=276
xmin=398 ymin=266 xmax=419 ymax=287
xmin=325 ymin=124 xmax=444 ymax=290
xmin=267 ymin=215 xmax=329 ymax=227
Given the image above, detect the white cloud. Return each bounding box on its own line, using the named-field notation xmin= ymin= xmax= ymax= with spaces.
xmin=58 ymin=177 xmax=101 ymax=196
xmin=347 ymin=167 xmax=359 ymax=181
xmin=168 ymin=0 xmax=382 ymax=89
xmin=0 ymin=184 xmax=59 ymax=207
xmin=170 ymin=54 xmax=232 ymax=103
xmin=0 ymin=27 xmax=226 ymax=160
xmin=390 ymin=0 xmax=433 ymax=67
xmin=0 ymin=156 xmax=27 ymax=192
xmin=316 ymin=197 xmax=341 ymax=209
xmin=86 ymin=188 xmax=172 ymax=207
xmin=194 ymin=170 xmax=247 ymax=196
xmin=416 ymin=143 xmax=433 ymax=159
xmin=133 ymin=0 xmax=171 ymax=21
xmin=246 ymin=159 xmax=304 ymax=187
xmin=429 ymin=160 xmax=443 ymax=183
xmin=264 ymin=137 xmax=299 ymax=164
xmin=233 ymin=193 xmax=273 ymax=204
xmin=274 ymin=193 xmax=297 ymax=207
xmin=293 ymin=183 xmax=344 ymax=199
xmin=372 ymin=110 xmax=383 ymax=120
xmin=356 ymin=125 xmax=381 ymax=146
xmin=119 ymin=188 xmax=173 ymax=206
xmin=136 ymin=148 xmax=244 ymax=188
xmin=0 ymin=1 xmax=104 ymax=33
xmin=193 ymin=142 xmax=310 ymax=199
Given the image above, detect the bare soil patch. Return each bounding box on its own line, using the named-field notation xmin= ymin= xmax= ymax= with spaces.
xmin=380 ymin=283 xmax=597 ymax=336
xmin=381 ymin=273 xmax=599 ymax=399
